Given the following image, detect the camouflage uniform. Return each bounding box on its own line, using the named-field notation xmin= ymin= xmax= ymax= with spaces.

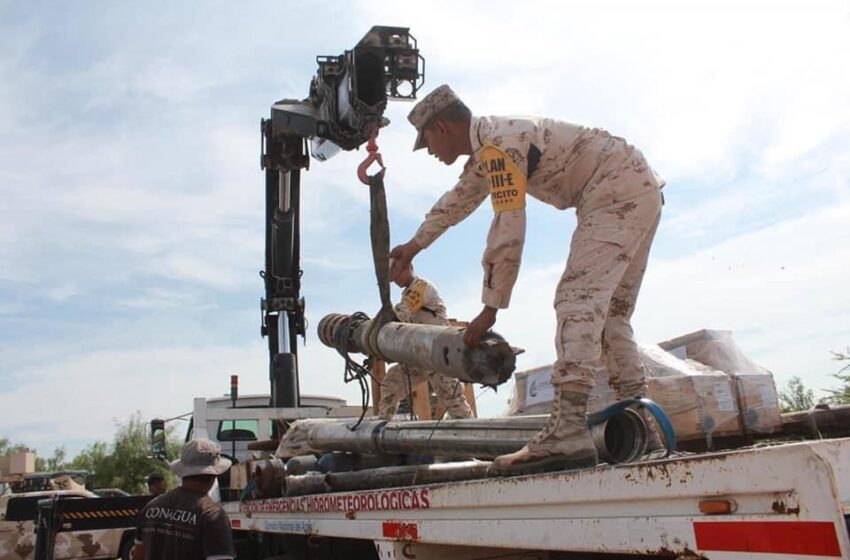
xmin=411 ymin=111 xmax=663 ymax=402
xmin=0 ymin=520 xmax=122 ymax=559
xmin=377 ymin=276 xmax=473 ymax=420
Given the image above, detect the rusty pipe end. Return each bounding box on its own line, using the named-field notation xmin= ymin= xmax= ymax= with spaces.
xmin=461 ymin=331 xmax=517 ymax=386
xmin=318 ymin=312 xmax=371 ymax=354
xmin=317 ymin=313 xmax=351 ymax=348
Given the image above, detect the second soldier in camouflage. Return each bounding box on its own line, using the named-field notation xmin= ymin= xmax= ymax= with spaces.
xmin=377 ymin=261 xmax=473 ymax=420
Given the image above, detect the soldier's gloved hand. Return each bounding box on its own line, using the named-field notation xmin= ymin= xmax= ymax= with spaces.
xmin=389 ymin=239 xmax=422 ymax=281
xmin=463 ymin=306 xmax=498 ymax=347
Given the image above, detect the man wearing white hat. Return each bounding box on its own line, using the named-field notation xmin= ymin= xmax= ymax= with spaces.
xmin=390 ymin=85 xmax=664 ymax=475
xmin=133 ymin=439 xmax=235 ymax=560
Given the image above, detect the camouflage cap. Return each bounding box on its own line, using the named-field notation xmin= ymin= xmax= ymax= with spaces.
xmin=407 ymin=84 xmax=461 ymax=151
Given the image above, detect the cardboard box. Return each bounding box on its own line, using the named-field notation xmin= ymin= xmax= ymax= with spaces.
xmin=641 ymin=344 xmax=718 ymax=377
xmin=229 ymin=461 xmax=252 ymax=490
xmin=657 ymin=329 xmax=771 ymax=376
xmin=733 ymin=373 xmax=782 ymax=434
xmin=658 ymin=330 xmax=782 ymax=435
xmin=505 ymin=346 xmax=746 ymax=446
xmin=506 ymin=365 xmax=616 ymax=416
xmin=8 ymin=452 xmax=35 ymax=475
xmin=506 ymin=365 xmax=554 ymax=416
xmin=648 ymin=374 xmax=741 ymax=442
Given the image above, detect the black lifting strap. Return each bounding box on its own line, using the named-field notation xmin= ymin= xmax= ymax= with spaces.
xmin=367 ymin=171 xmax=396 ymax=349
xmin=338 ymin=171 xmax=394 ymax=432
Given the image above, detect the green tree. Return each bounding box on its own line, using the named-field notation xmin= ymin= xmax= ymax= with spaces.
xmin=826 ymin=348 xmax=850 ymax=405
xmin=4 ymin=413 xmax=182 ymax=493
xmin=70 ymin=441 xmax=110 ymax=484
xmin=779 ymin=376 xmax=815 ymax=413
xmin=45 ymin=446 xmax=68 ymax=471
xmin=0 ymin=438 xmax=55 ymax=471
xmin=71 ymin=412 xmax=181 ymax=494
xmin=0 ymin=438 xmax=32 ymax=456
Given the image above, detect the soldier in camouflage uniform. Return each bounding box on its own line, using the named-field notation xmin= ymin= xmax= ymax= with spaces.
xmin=378 ymin=262 xmax=473 ymax=420
xmin=389 ymin=85 xmax=664 ymax=474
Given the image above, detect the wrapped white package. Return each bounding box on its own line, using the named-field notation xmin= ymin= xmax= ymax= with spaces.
xmin=505 ymin=346 xmax=743 ymax=444
xmin=658 ymin=329 xmax=782 ymax=434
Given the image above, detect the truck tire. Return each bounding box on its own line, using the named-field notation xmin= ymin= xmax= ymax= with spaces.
xmin=120 ymin=537 xmax=135 ymax=560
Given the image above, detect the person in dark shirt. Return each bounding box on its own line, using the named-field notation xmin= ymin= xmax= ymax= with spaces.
xmin=133 ymin=438 xmax=235 ymax=560
xmin=146 ymin=473 xmax=167 ymax=496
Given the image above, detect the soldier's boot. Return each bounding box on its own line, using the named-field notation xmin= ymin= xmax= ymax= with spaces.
xmin=443 ymin=386 xmax=474 ymax=419
xmin=376 ymin=391 xmax=400 ymax=420
xmin=446 ymin=401 xmax=473 ymax=419
xmin=640 ymin=408 xmax=665 ymax=456
xmin=431 ymin=374 xmax=474 ymax=419
xmin=616 ymin=388 xmax=665 ymax=456
xmin=489 ymin=389 xmax=598 ymax=475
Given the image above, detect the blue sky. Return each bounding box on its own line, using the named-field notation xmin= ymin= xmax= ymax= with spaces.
xmin=1 ymin=0 xmax=849 ymax=458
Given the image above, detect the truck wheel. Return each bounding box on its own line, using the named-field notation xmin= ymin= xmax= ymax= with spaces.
xmin=120 ymin=537 xmax=135 ymax=560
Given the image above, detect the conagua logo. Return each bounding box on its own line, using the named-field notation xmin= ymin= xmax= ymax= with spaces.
xmin=145 ymin=507 xmax=198 ymax=525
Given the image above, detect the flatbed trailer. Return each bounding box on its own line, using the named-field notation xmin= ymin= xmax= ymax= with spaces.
xmin=228 ymin=437 xmax=850 ymax=559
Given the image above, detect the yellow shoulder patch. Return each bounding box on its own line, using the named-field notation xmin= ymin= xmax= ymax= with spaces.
xmin=479 ymin=144 xmax=527 ymax=213
xmin=402 ymin=280 xmax=426 ymax=313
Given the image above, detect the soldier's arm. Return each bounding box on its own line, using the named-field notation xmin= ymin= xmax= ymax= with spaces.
xmin=480 ymin=208 xmax=527 ymax=309
xmin=465 ymin=209 xmax=528 ymax=347
xmin=393 ymin=300 xmax=413 ymax=323
xmin=390 ymin=162 xmax=487 ymax=281
xmin=413 ymin=160 xmax=488 ymax=250
xmin=131 ymin=544 xmax=145 ymax=560
xmin=465 ymin=123 xmax=532 ymax=346
xmin=477 ymin=126 xmax=532 ymax=310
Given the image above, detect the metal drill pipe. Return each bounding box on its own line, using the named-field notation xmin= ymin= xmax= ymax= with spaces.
xmin=283 ymin=461 xmax=492 ymax=497
xmin=326 ymin=461 xmax=491 ymax=492
xmin=293 ymin=412 xmax=647 ymax=464
xmin=317 ymin=312 xmax=516 ymax=386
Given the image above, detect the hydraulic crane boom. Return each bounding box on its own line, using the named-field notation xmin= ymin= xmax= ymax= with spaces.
xmin=258 ymin=27 xmax=424 ymax=409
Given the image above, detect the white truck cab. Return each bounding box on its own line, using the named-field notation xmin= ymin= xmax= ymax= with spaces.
xmin=183 ymin=394 xmax=354 ymax=462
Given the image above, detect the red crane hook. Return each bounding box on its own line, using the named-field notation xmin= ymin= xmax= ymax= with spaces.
xmin=357 ymin=129 xmax=385 ymax=185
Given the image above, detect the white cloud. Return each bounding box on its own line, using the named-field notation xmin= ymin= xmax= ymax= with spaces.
xmin=463 ymin=200 xmax=850 ymax=417
xmin=114 ymin=288 xmax=206 ymax=311
xmin=359 ymin=0 xmax=850 ymax=186
xmin=0 ymin=344 xmax=265 ymax=453
xmin=0 ymin=337 xmax=369 ymax=456
xmin=46 ymin=283 xmax=79 ymax=302
xmin=2 ymin=1 xmax=849 ymax=453
xmin=0 ymin=302 xmax=25 ymax=316
xmin=156 ymin=254 xmax=245 ymax=290
xmin=638 ymin=201 xmax=850 ymax=391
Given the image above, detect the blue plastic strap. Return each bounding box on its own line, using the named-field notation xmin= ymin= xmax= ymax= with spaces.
xmin=588 ymin=397 xmax=676 ymax=457
xmin=587 ymin=399 xmax=634 ymax=425
xmin=636 ymin=397 xmax=677 ymax=455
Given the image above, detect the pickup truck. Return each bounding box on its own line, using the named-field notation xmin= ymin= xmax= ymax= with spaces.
xmin=0 ymin=488 xmax=139 ymax=560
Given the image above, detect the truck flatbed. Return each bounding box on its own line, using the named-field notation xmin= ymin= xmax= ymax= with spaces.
xmin=228 ymin=437 xmax=850 ymax=559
